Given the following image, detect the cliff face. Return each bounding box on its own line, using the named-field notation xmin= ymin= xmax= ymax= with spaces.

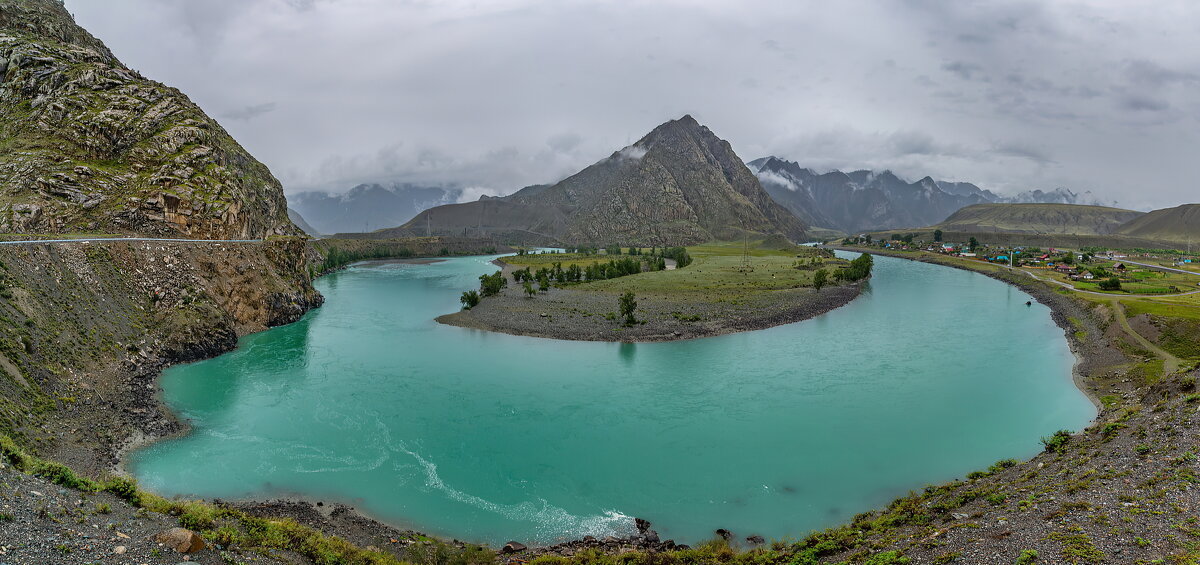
xmin=397 ymin=116 xmax=808 ymax=246
xmin=0 ymin=0 xmax=296 ymax=239
xmin=0 ymin=239 xmax=323 ymax=471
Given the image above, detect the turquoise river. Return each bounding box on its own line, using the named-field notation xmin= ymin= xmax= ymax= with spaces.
xmin=131 ymin=252 xmax=1095 ymax=545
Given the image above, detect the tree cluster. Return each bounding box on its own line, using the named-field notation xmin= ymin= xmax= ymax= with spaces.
xmin=479 ymin=270 xmax=507 ymax=297
xmin=659 ymin=247 xmax=692 ymax=268
xmin=834 ymin=253 xmax=873 ymax=282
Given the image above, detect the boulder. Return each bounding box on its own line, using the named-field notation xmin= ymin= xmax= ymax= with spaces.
xmin=501 ymin=541 xmax=527 ymax=554
xmin=715 ymin=528 xmax=732 ymax=540
xmin=745 ymin=535 xmax=764 ymax=545
xmin=635 ymin=518 xmax=651 ymax=534
xmin=156 ymin=527 xmax=206 ymax=553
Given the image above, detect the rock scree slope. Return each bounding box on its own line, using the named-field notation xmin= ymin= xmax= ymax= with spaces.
xmin=0 ymin=0 xmax=298 ymax=239
xmin=393 ymin=115 xmax=808 ymax=246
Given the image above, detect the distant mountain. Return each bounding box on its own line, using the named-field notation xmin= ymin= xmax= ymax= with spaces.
xmin=1113 ymin=204 xmax=1200 ymax=246
xmin=286 ymin=208 xmax=322 ymax=237
xmin=935 ymin=203 xmax=1144 ymax=235
xmin=387 ymin=116 xmax=807 ymax=246
xmin=748 ymin=156 xmax=1111 ymax=234
xmin=289 ymin=183 xmax=459 ymax=235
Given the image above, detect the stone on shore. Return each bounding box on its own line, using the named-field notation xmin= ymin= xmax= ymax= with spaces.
xmin=156 ymin=527 xmax=206 ymax=553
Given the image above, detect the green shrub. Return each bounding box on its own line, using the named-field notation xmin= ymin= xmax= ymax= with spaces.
xmin=103 ymin=476 xmax=142 ymax=506
xmin=1041 ymin=430 xmax=1072 ymax=453
xmin=1014 ymin=549 xmax=1037 ymax=564
xmin=864 ymin=550 xmax=910 ymax=565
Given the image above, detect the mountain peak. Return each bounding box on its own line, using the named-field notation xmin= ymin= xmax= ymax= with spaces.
xmin=397 ymin=118 xmax=807 ymax=245
xmin=641 ymin=114 xmax=709 ymax=144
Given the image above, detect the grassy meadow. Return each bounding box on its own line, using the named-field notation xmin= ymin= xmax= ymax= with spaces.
xmin=580 ymin=241 xmax=846 ymax=299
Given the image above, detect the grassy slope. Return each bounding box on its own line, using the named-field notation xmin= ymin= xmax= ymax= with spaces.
xmin=1114 ymin=204 xmax=1200 ymax=245
xmin=934 ymin=203 xmax=1144 ymax=235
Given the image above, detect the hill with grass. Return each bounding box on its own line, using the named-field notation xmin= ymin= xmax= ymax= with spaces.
xmin=391 ymin=116 xmax=808 ymax=246
xmin=1113 ymin=203 xmax=1200 ymax=246
xmin=934 ymin=203 xmax=1144 ymax=235
xmin=0 ymin=0 xmax=297 ymax=239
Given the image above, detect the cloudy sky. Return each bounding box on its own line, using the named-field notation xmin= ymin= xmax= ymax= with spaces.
xmin=64 ymin=0 xmax=1200 ymax=210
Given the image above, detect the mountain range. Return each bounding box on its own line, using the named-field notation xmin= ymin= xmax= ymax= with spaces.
xmin=289 ymin=183 xmax=459 ymax=235
xmin=749 ymin=156 xmax=1111 ymax=234
xmin=385 ymin=116 xmax=807 ymax=246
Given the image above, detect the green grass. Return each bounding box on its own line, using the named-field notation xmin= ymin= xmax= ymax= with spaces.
xmin=581 ymin=241 xmax=845 ymax=299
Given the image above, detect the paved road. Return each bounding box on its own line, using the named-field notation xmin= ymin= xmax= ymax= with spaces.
xmin=0 ymin=237 xmax=262 ymax=245
xmin=1117 ymin=259 xmax=1200 ymax=277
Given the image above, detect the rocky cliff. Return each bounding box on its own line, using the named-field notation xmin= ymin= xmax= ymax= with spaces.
xmin=0 ymin=0 xmax=297 ymax=239
xmin=394 ymin=116 xmax=808 ymax=246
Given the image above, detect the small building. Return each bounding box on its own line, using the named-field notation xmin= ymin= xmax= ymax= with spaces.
xmin=1115 ymin=263 xmax=1127 ymax=271
xmin=1082 ymin=272 xmax=1095 ymax=280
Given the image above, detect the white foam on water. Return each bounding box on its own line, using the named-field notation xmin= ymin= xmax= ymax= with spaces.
xmin=393 ymin=441 xmax=635 ymax=542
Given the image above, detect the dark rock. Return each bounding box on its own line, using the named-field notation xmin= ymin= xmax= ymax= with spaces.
xmin=635 ymin=518 xmax=651 ymax=534
xmin=715 ymin=528 xmax=732 ymax=540
xmin=745 ymin=535 xmax=764 ymax=545
xmin=645 ymin=530 xmax=660 ymax=543
xmin=502 ymin=541 xmax=527 ymax=554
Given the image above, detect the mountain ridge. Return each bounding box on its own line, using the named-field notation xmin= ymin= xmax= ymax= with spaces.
xmin=388 ymin=116 xmax=807 ymax=245
xmin=934 ymin=203 xmax=1145 ymax=235
xmin=750 ymin=156 xmax=1113 ymax=234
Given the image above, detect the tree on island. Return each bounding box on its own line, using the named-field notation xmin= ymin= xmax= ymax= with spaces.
xmin=812 ymin=269 xmax=829 ymax=291
xmin=619 ymin=291 xmax=638 ymax=326
xmin=523 ymin=281 xmax=536 ymax=298
xmin=538 ymin=274 xmax=551 ymax=293
xmin=479 ymin=271 xmax=507 ymax=297
xmin=460 ymin=290 xmax=480 ymax=309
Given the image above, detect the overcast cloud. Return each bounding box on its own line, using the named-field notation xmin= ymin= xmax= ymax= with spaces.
xmin=63 ymin=0 xmax=1200 ymax=210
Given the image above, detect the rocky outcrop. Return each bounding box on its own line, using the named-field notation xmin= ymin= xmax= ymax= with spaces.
xmin=0 ymin=0 xmax=297 ymax=239
xmin=396 ymin=116 xmax=808 ymax=246
xmin=0 ymin=239 xmax=322 ymax=472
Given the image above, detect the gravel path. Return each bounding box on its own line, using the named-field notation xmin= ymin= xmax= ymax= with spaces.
xmin=0 ymin=461 xmax=293 ymax=565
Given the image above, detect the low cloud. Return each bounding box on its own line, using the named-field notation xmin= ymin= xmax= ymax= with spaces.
xmin=617 ymin=146 xmax=648 ymax=161
xmin=221 ymin=102 xmax=277 ymax=121
xmin=991 ymin=141 xmax=1054 ymax=165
